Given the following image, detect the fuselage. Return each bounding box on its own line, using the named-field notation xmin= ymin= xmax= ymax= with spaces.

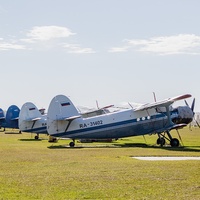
xmin=19 ymin=116 xmax=47 ymax=133
xmin=48 ymin=108 xmax=169 ymax=139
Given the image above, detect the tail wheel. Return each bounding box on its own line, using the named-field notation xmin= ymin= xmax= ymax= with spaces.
xmin=69 ymin=141 xmax=75 ymax=147
xmin=35 ymin=135 xmax=39 ymax=140
xmin=170 ymin=138 xmax=179 ymax=147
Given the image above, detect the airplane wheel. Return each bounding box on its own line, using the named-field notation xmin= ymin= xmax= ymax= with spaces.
xmin=157 ymin=138 xmax=165 ymax=146
xmin=69 ymin=141 xmax=75 ymax=147
xmin=35 ymin=135 xmax=39 ymax=140
xmin=170 ymin=138 xmax=179 ymax=147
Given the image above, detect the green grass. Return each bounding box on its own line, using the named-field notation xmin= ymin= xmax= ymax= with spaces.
xmin=0 ymin=128 xmax=200 ymax=199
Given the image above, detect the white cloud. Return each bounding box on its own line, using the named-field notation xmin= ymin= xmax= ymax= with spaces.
xmin=0 ymin=39 xmax=25 ymax=51
xmin=0 ymin=26 xmax=95 ymax=53
xmin=20 ymin=26 xmax=95 ymax=53
xmin=110 ymin=34 xmax=200 ymax=55
xmin=63 ymin=43 xmax=95 ymax=54
xmin=26 ymin=26 xmax=75 ymax=41
xmin=108 ymin=46 xmax=129 ymax=53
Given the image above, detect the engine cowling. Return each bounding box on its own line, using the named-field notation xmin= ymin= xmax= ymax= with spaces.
xmin=171 ymin=106 xmax=194 ymax=125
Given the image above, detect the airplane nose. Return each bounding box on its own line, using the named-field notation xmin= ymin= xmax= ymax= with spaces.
xmin=172 ymin=106 xmax=194 ymax=125
xmin=177 ymin=106 xmax=194 ymax=120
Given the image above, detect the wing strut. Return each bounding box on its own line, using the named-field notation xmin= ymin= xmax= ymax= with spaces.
xmin=31 ymin=121 xmax=36 ymax=129
xmin=65 ymin=120 xmax=73 ymax=132
xmin=64 ymin=116 xmax=81 ymax=132
xmin=166 ymin=105 xmax=173 ymax=126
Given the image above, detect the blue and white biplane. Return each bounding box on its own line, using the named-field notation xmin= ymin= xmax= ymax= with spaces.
xmin=47 ymin=94 xmax=194 ymax=147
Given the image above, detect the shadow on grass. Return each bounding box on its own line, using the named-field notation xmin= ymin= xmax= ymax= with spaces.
xmin=48 ymin=145 xmax=84 ymax=149
xmin=4 ymin=131 xmax=22 ymax=134
xmin=47 ymin=142 xmax=200 ymax=152
xmin=114 ymin=142 xmax=200 ymax=152
xmin=19 ymin=139 xmax=43 ymax=142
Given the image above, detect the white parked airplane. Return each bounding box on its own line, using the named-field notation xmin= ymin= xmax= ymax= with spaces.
xmin=47 ymin=94 xmax=194 ymax=147
xmin=19 ymin=102 xmax=47 ymax=139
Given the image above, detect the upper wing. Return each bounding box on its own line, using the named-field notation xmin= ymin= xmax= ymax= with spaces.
xmin=80 ymin=105 xmax=114 ymax=115
xmin=134 ymin=94 xmax=191 ymax=111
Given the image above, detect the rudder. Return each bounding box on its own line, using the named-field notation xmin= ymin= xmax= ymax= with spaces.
xmin=47 ymin=95 xmax=80 ymax=135
xmin=18 ymin=102 xmax=43 ymax=131
xmin=5 ymin=105 xmax=20 ymax=128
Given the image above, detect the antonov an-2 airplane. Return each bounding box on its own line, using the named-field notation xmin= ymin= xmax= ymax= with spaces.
xmin=47 ymin=94 xmax=194 ymax=147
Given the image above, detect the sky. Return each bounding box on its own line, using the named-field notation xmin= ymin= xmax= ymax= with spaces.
xmin=0 ymin=0 xmax=200 ymax=112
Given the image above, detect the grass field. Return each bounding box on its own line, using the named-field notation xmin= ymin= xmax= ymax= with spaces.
xmin=0 ymin=128 xmax=200 ymax=199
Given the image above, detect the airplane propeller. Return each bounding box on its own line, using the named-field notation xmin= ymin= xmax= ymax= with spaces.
xmin=185 ymin=98 xmax=200 ymax=128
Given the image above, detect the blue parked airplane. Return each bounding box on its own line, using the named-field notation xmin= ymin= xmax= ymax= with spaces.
xmin=0 ymin=105 xmax=20 ymax=131
xmin=47 ymin=93 xmax=194 ymax=147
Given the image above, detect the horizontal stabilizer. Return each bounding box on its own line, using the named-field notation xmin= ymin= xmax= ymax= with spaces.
xmin=24 ymin=117 xmax=41 ymax=122
xmin=59 ymin=115 xmax=81 ymax=121
xmin=11 ymin=117 xmax=19 ymax=121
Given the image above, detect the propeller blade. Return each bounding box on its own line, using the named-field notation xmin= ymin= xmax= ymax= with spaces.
xmin=191 ymin=98 xmax=195 ymax=112
xmin=184 ymin=100 xmax=189 ymax=107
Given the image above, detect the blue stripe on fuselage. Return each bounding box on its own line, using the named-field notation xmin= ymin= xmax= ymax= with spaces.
xmin=22 ymin=126 xmax=47 ymax=134
xmin=51 ymin=113 xmax=167 ymax=138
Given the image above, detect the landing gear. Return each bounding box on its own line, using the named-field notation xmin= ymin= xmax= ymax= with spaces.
xmin=69 ymin=139 xmax=75 ymax=147
xmin=157 ymin=130 xmax=180 ymax=147
xmin=35 ymin=134 xmax=39 ymax=140
xmin=170 ymin=138 xmax=179 ymax=147
xmin=157 ymin=137 xmax=166 ymax=146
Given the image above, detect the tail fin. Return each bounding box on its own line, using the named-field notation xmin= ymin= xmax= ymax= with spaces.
xmin=19 ymin=102 xmax=43 ymax=120
xmin=47 ymin=95 xmax=80 ymax=135
xmin=19 ymin=102 xmax=43 ymax=131
xmin=5 ymin=105 xmax=20 ymax=128
xmin=0 ymin=108 xmax=5 ymax=119
xmin=0 ymin=108 xmax=5 ymax=128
